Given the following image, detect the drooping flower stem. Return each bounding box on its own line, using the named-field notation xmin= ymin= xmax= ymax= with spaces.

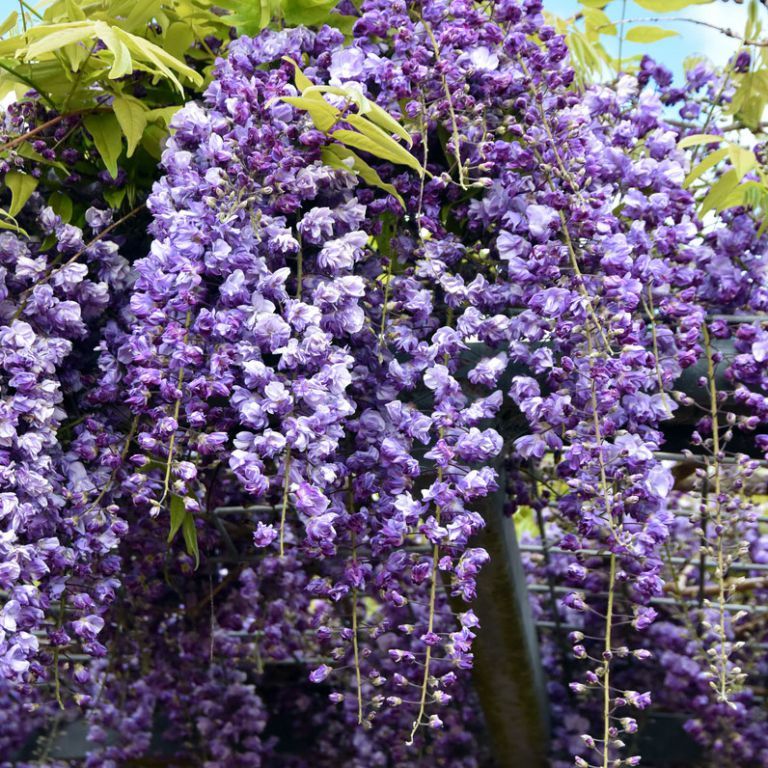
xmin=408 ymin=532 xmax=441 ymax=745
xmin=158 ymin=310 xmax=192 ymax=508
xmin=703 ymin=325 xmax=728 ymax=702
xmin=602 ymin=553 xmax=616 ymax=768
xmin=420 ymin=16 xmax=467 ymax=188
xmin=278 ymin=450 xmax=292 ymax=559
xmin=279 ymin=247 xmax=303 ymax=558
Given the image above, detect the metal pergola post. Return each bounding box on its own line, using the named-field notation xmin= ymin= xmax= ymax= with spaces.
xmin=465 ymin=463 xmax=551 ymax=768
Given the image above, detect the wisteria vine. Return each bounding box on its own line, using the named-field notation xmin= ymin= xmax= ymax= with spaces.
xmin=0 ymin=0 xmax=767 ymax=766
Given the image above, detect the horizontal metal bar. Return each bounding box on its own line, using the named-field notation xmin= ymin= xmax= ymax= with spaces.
xmin=654 ymin=451 xmax=768 ymax=469
xmin=213 ymin=505 xmax=277 ymax=515
xmin=519 ymin=545 xmax=768 ymax=573
xmin=707 ymin=314 xmax=768 ymax=324
xmin=527 ymin=584 xmax=768 ymax=614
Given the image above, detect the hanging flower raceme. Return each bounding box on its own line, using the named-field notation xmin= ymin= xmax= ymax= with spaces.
xmin=1 ymin=0 xmax=767 ymax=765
xmin=104 ymin=0 xmax=768 ymax=761
xmin=0 ymin=195 xmax=132 ymax=689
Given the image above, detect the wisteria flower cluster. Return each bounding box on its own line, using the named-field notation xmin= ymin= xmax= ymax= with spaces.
xmin=0 ymin=0 xmax=767 ymax=765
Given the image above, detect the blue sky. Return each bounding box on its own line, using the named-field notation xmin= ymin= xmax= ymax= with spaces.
xmin=545 ymin=0 xmax=756 ymax=79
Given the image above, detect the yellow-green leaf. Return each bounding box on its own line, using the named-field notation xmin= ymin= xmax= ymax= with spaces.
xmin=721 ymin=179 xmax=763 ymax=210
xmin=678 ymin=133 xmax=723 ymax=149
xmin=281 ymin=94 xmax=340 ymax=132
xmin=634 ymin=0 xmax=709 ymax=10
xmin=22 ymin=22 xmax=95 ymax=59
xmin=62 ymin=40 xmax=91 ymax=71
xmin=139 ymin=123 xmax=166 ymax=160
xmin=0 ymin=208 xmax=26 ymax=235
xmin=684 ymin=146 xmax=728 ymax=187
xmin=0 ymin=11 xmax=18 ymax=37
xmin=103 ymin=186 xmax=126 ymax=209
xmin=283 ymin=56 xmax=314 ymax=92
xmin=303 ymin=83 xmax=413 ymax=147
xmin=701 ymin=169 xmax=740 ymax=216
xmin=145 ymin=106 xmax=181 ymax=125
xmin=113 ymin=96 xmax=147 ymax=157
xmin=5 ymin=170 xmax=38 ymax=216
xmin=728 ymin=144 xmax=758 ymax=181
xmin=365 ymin=102 xmax=413 ymax=147
xmin=84 ymin=113 xmax=123 ymax=179
xmin=322 ymin=144 xmax=404 ymax=206
xmin=63 ymin=0 xmax=86 ymax=22
xmin=96 ymin=23 xmax=133 ymax=79
xmin=339 ymin=114 xmax=423 ymax=173
xmin=282 ymin=0 xmax=338 ymax=26
xmin=625 ymin=25 xmax=679 ymax=43
xmin=583 ymin=8 xmax=616 ymax=36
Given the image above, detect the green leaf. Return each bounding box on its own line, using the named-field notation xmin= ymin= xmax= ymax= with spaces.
xmin=338 ymin=114 xmax=423 ymax=173
xmin=729 ymin=70 xmax=768 ymax=130
xmin=113 ymin=95 xmax=147 ymax=157
xmin=329 ymin=14 xmax=356 ymax=36
xmin=322 ymin=144 xmax=404 ymax=206
xmin=684 ymin=146 xmax=728 ymax=187
xmin=282 ymin=0 xmax=339 ymax=26
xmin=123 ymin=0 xmax=162 ymax=32
xmin=701 ymin=169 xmax=740 ymax=216
xmin=161 ymin=22 xmax=195 ymax=62
xmin=281 ymin=94 xmax=340 ymax=132
xmin=0 ymin=207 xmax=26 ymax=235
xmin=5 ymin=171 xmax=38 ymax=217
xmin=229 ymin=0 xmax=279 ymax=34
xmin=625 ymin=25 xmax=679 ymax=43
xmin=259 ymin=0 xmax=273 ymax=29
xmin=678 ymin=133 xmax=723 ymax=149
xmin=168 ymin=493 xmax=185 ymax=543
xmin=84 ymin=113 xmax=123 ymax=179
xmin=112 ymin=26 xmax=202 ymax=94
xmin=103 ymin=187 xmax=127 ymax=209
xmin=139 ymin=123 xmax=166 ymax=160
xmin=634 ymin=0 xmax=710 ymax=10
xmin=181 ymin=512 xmax=200 ymax=568
xmin=49 ymin=191 xmax=73 ymax=222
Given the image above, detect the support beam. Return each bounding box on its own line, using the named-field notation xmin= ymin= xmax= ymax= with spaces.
xmin=464 ymin=465 xmax=550 ymax=768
